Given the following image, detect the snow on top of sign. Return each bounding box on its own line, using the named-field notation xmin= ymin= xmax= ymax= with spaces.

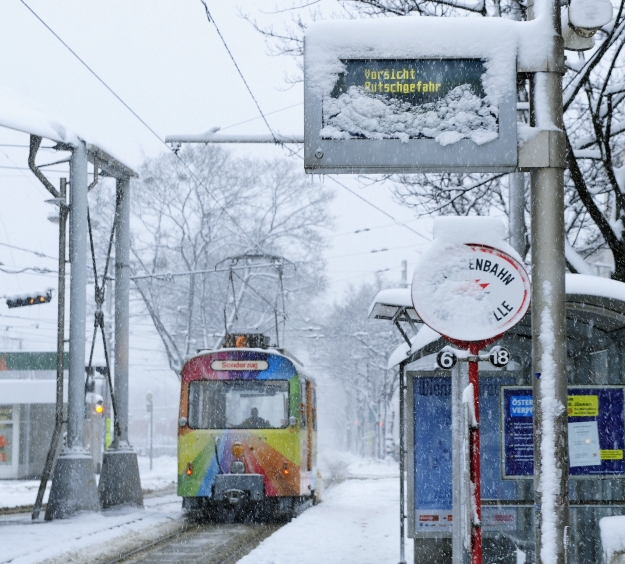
xmin=433 ymin=216 xmax=523 ymax=263
xmin=0 ymin=86 xmax=79 ymax=144
xmin=383 ymin=273 xmax=625 ymax=367
xmin=307 ymin=17 xmax=516 ymax=102
xmin=434 ymin=216 xmax=506 ymax=242
xmin=600 ymin=515 xmax=625 ymax=564
xmin=569 ymin=0 xmax=613 ymax=29
xmin=411 ymin=217 xmax=531 ymax=341
xmin=306 ymin=15 xmax=554 ymax=99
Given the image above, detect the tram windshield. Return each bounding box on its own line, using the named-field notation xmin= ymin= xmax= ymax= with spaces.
xmin=188 ymin=380 xmax=289 ymax=429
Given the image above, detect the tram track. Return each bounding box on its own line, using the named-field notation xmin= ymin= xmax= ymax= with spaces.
xmin=104 ymin=522 xmax=281 ymax=564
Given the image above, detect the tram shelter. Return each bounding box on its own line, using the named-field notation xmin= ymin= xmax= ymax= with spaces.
xmin=371 ymin=273 xmax=625 ymax=564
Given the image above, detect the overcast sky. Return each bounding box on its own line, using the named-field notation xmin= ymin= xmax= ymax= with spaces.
xmin=0 ymin=1 xmax=433 ymax=410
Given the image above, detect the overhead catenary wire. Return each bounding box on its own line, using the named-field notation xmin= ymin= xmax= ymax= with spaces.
xmin=18 ymin=0 xmax=428 ymax=252
xmin=0 ymin=241 xmax=57 ymax=260
xmin=18 ymin=0 xmax=263 ymax=252
xmin=199 ymin=0 xmax=278 ymax=143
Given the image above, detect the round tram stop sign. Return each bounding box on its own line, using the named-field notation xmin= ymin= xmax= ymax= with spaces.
xmin=411 ymin=243 xmax=530 ymax=343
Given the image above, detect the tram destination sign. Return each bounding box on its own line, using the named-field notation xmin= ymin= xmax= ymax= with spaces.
xmin=304 ymin=19 xmax=518 ymax=174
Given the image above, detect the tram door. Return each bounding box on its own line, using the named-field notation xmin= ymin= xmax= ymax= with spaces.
xmin=299 ymin=380 xmax=308 ymax=472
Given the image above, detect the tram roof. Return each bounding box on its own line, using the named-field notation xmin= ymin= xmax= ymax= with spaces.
xmin=373 ymin=274 xmax=625 ymax=369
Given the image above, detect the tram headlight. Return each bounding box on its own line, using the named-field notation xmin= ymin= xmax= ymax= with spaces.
xmin=186 ymin=462 xmax=194 ymax=476
xmin=231 ymin=442 xmax=244 ymax=458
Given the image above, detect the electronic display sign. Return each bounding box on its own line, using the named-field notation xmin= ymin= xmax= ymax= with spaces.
xmin=304 ymin=17 xmax=519 ymax=173
xmin=323 ymin=59 xmax=495 ymax=144
xmin=502 ymin=386 xmax=625 ymax=478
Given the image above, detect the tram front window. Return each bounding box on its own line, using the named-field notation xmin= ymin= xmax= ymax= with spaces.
xmin=188 ymin=380 xmax=289 ymax=429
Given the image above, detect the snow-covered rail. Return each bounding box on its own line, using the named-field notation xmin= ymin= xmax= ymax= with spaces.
xmin=105 ymin=523 xmax=281 ymax=564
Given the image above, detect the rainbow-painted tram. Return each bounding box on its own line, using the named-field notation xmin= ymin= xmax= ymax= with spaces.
xmin=178 ymin=334 xmax=317 ymax=521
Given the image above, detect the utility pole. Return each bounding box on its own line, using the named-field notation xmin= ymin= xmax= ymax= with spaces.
xmin=32 ymin=178 xmax=68 ymax=520
xmin=46 ymin=141 xmax=99 ymax=519
xmin=99 ymin=177 xmax=144 ymax=510
xmin=147 ymin=393 xmax=154 ymax=471
xmin=509 ymin=173 xmax=526 ymax=256
xmin=528 ymin=0 xmax=570 ymax=561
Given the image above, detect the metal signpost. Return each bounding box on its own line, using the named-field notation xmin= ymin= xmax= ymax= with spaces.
xmin=411 ymin=227 xmax=531 ymax=564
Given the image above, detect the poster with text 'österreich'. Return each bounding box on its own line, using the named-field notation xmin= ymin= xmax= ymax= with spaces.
xmin=502 ymin=386 xmax=625 ymax=478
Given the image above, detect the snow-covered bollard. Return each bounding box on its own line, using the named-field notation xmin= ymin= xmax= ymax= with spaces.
xmin=600 ymin=515 xmax=625 ymax=564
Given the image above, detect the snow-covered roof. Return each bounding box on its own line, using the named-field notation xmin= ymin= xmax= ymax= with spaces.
xmin=368 ymin=288 xmax=419 ymax=322
xmin=380 ymin=273 xmax=625 ymax=368
xmin=0 ymin=86 xmax=136 ymax=177
xmin=566 ymin=273 xmax=625 ymax=302
xmin=0 ymin=86 xmax=79 ymax=144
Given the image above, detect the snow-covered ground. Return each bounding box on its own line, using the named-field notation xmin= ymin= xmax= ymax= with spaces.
xmin=0 ymin=455 xmax=177 ymax=510
xmin=239 ymin=453 xmax=411 ymax=564
xmin=0 ymin=494 xmax=183 ymax=564
xmin=0 ymin=453 xmax=408 ymax=564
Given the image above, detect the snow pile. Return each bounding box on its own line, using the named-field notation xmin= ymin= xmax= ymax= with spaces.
xmin=433 ymin=216 xmax=513 ymax=253
xmin=322 ymin=84 xmax=498 ymax=145
xmin=601 ymin=515 xmax=625 ymax=564
xmin=1 ymin=495 xmax=183 ymax=564
xmin=319 ymin=451 xmax=399 ymax=483
xmin=387 ymin=324 xmax=442 ymax=369
xmin=137 ymin=455 xmax=177 ymax=493
xmin=0 ymin=479 xmax=51 ymax=511
xmin=0 ymin=455 xmax=176 ymax=510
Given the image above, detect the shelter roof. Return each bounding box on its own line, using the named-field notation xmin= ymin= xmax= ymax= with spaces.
xmin=0 ymin=86 xmax=136 ymax=178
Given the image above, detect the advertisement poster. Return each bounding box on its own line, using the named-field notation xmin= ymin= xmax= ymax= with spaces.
xmin=501 ymin=386 xmax=625 ymax=477
xmin=413 ymin=375 xmax=516 ymax=535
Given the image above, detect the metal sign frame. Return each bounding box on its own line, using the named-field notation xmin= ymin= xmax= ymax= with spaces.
xmin=304 ymin=55 xmax=518 ymax=174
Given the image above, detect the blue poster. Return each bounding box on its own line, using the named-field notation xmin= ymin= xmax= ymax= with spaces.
xmin=502 ymin=386 xmax=625 ymax=477
xmin=413 ymin=375 xmax=517 ymax=532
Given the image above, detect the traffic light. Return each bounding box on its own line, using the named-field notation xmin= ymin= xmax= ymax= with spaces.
xmin=6 ymin=290 xmax=53 ymax=309
xmin=94 ymin=401 xmax=104 ymax=415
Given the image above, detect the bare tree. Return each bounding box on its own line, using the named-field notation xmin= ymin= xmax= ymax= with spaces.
xmin=304 ymin=283 xmax=404 ymax=457
xmin=130 ymin=145 xmax=333 ymax=376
